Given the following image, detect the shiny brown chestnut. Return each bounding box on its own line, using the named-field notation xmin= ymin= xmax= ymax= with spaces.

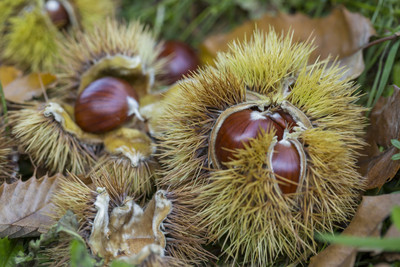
xmin=271 ymin=139 xmax=301 ymax=194
xmin=158 ymin=40 xmax=200 ymax=84
xmin=211 ymin=104 xmax=305 ymax=194
xmin=214 ymin=109 xmax=284 ymax=164
xmin=45 ymin=0 xmax=70 ymax=29
xmin=74 ymin=77 xmax=140 ymax=133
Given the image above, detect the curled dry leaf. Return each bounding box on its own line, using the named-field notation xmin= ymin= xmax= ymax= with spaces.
xmin=200 ymin=6 xmax=375 ymax=79
xmin=3 ymin=72 xmax=56 ymax=104
xmin=0 ymin=174 xmax=62 ymax=238
xmin=358 ymin=85 xmax=400 ymax=189
xmin=309 ymin=194 xmax=400 ymax=267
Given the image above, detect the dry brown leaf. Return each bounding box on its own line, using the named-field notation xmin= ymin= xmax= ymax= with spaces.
xmin=0 ymin=174 xmax=62 ymax=238
xmin=0 ymin=65 xmax=23 ymax=87
xmin=309 ymin=194 xmax=400 ymax=267
xmin=4 ymin=72 xmax=56 ymax=103
xmin=375 ymin=224 xmax=400 ymax=262
xmin=358 ymin=85 xmax=400 ymax=189
xmin=200 ymin=6 xmax=375 ymax=79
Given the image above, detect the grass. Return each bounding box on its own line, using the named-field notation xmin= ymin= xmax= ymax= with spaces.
xmin=120 ymin=0 xmax=400 ymax=106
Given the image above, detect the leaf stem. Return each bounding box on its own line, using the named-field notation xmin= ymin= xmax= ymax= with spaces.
xmin=361 ymin=32 xmax=400 ymax=51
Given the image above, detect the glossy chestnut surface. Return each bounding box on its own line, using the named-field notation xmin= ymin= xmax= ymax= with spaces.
xmin=271 ymin=140 xmax=301 ymax=194
xmin=74 ymin=77 xmax=139 ymax=133
xmin=215 ymin=109 xmax=284 ymax=164
xmin=45 ymin=0 xmax=70 ymax=29
xmin=158 ymin=40 xmax=200 ymax=84
xmin=214 ymin=107 xmax=302 ymax=194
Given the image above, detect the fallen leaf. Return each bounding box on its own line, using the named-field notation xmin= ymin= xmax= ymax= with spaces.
xmin=358 ymin=85 xmax=400 ymax=189
xmin=4 ymin=72 xmax=56 ymax=103
xmin=384 ymin=224 xmax=400 ymax=239
xmin=0 ymin=174 xmax=62 ymax=238
xmin=369 ymin=212 xmax=400 ymax=262
xmin=200 ymin=6 xmax=375 ymax=79
xmin=309 ymin=194 xmax=400 ymax=267
xmin=0 ymin=65 xmax=22 ymax=87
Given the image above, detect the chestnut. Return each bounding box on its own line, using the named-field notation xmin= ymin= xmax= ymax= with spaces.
xmin=45 ymin=0 xmax=70 ymax=29
xmin=158 ymin=40 xmax=200 ymax=84
xmin=271 ymin=139 xmax=301 ymax=194
xmin=74 ymin=77 xmax=140 ymax=133
xmin=214 ymin=108 xmax=299 ymax=164
xmin=211 ymin=104 xmax=304 ymax=194
xmin=214 ymin=109 xmax=284 ymax=164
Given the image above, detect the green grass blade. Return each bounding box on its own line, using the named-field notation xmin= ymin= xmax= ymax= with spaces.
xmin=366 ymin=43 xmax=388 ymax=108
xmin=391 ymin=206 xmax=400 ymax=230
xmin=372 ymin=40 xmax=400 ymax=107
xmin=317 ymin=234 xmax=400 ymax=252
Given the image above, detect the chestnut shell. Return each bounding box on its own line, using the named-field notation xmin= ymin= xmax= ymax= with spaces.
xmin=214 ymin=109 xmax=283 ymax=164
xmin=45 ymin=0 xmax=70 ymax=28
xmin=211 ymin=103 xmax=306 ymax=194
xmin=271 ymin=140 xmax=301 ymax=194
xmin=158 ymin=40 xmax=200 ymax=84
xmin=74 ymin=77 xmax=139 ymax=133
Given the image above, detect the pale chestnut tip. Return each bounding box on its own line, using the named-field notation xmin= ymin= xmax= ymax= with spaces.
xmin=210 ymin=102 xmax=309 ymax=194
xmin=45 ymin=0 xmax=70 ymax=28
xmin=74 ymin=76 xmax=141 ymax=134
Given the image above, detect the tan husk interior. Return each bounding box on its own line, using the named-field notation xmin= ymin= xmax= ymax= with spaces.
xmin=88 ymin=189 xmax=172 ymax=264
xmin=78 ymin=55 xmax=153 ymax=99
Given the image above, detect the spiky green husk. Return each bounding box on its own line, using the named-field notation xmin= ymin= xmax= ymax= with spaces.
xmin=0 ymin=0 xmax=115 ymax=72
xmin=161 ymin=182 xmax=215 ymax=265
xmin=91 ymin=155 xmax=159 ymax=204
xmin=0 ymin=127 xmax=17 ymax=184
xmin=9 ymin=104 xmax=98 ymax=175
xmin=74 ymin=0 xmax=115 ymax=30
xmin=0 ymin=0 xmax=27 ymax=35
xmin=158 ymin=31 xmax=366 ymax=265
xmin=55 ymin=19 xmax=164 ymax=100
xmin=2 ymin=5 xmax=60 ymax=72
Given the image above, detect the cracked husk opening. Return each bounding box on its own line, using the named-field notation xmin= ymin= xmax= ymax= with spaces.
xmin=88 ymin=189 xmax=172 ymax=264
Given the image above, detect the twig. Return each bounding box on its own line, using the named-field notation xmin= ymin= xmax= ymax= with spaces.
xmin=361 ymin=32 xmax=400 ymax=50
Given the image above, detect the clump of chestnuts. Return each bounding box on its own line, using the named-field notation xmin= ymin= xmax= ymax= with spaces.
xmin=0 ymin=0 xmax=114 ymax=71
xmin=210 ymin=102 xmax=310 ymax=194
xmin=157 ymin=30 xmax=366 ymax=265
xmin=9 ymin=19 xmax=162 ymax=176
